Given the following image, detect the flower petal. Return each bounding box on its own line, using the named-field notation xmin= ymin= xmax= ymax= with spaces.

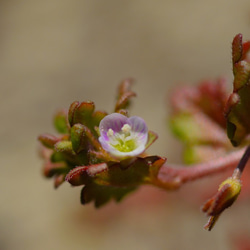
xmin=128 ymin=116 xmax=148 ymax=134
xmin=99 ymin=113 xmax=128 ymax=137
xmin=129 ymin=116 xmax=148 ymax=144
xmin=98 ymin=113 xmax=149 ymax=159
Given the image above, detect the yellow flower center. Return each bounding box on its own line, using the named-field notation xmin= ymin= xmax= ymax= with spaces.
xmin=108 ymin=124 xmax=137 ymax=152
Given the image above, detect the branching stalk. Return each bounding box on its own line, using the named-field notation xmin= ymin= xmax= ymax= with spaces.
xmin=155 ymin=147 xmax=246 ymax=190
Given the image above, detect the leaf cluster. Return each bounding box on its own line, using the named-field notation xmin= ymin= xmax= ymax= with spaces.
xmin=38 ymin=79 xmax=163 ymax=207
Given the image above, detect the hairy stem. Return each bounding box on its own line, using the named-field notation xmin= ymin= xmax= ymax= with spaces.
xmin=155 ymin=147 xmax=246 ymax=190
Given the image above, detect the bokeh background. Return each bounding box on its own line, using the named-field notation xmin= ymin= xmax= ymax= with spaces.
xmin=1 ymin=1 xmax=250 ymax=249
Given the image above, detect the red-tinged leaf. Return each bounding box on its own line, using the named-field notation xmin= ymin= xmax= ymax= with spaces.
xmin=66 ymin=156 xmax=165 ymax=206
xmin=117 ymin=78 xmax=134 ymax=96
xmin=242 ymin=41 xmax=250 ymax=61
xmin=117 ymin=109 xmax=128 ymax=116
xmin=66 ymin=163 xmax=108 ymax=186
xmin=92 ymin=156 xmax=165 ymax=187
xmin=169 ymin=78 xmax=231 ymax=163
xmin=203 ymin=215 xmax=220 ymax=231
xmin=148 ymin=156 xmax=166 ymax=180
xmin=43 ymin=161 xmax=68 ymax=178
xmin=202 ymin=184 xmax=231 ymax=215
xmin=68 ymin=101 xmax=95 ymax=127
xmin=225 ymin=35 xmax=250 ymax=146
xmin=68 ymin=101 xmax=79 ymax=126
xmin=232 ymin=33 xmax=243 ymax=64
xmin=65 ymin=165 xmax=90 ymax=186
xmin=115 ymin=92 xmax=136 ymax=111
xmin=74 ymin=156 xmax=165 ymax=207
xmin=202 ymin=171 xmax=241 ymax=230
xmin=197 ymin=79 xmax=228 ymax=127
xmin=233 ymin=61 xmax=250 ymax=90
xmin=54 ymin=174 xmax=66 ymax=188
xmin=38 ymin=134 xmax=60 ymax=148
xmin=115 ymin=78 xmax=136 ymax=112
xmin=91 ymin=110 xmax=108 ymax=127
xmin=170 ymin=78 xmax=227 ymax=127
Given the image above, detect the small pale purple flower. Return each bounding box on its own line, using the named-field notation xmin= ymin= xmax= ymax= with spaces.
xmin=99 ymin=113 xmax=148 ymax=159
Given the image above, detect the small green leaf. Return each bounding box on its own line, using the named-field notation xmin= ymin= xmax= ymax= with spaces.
xmin=38 ymin=134 xmax=59 ymax=148
xmin=71 ymin=124 xmax=88 ymax=153
xmin=81 ymin=183 xmax=136 ymax=208
xmin=145 ymin=131 xmax=158 ymax=150
xmin=170 ymin=113 xmax=202 ymax=143
xmin=183 ymin=145 xmax=226 ymax=164
xmin=170 ymin=112 xmax=228 ymax=146
xmin=50 ymin=152 xmax=65 ymax=162
xmin=54 ymin=110 xmax=69 ymax=134
xmin=68 ymin=101 xmax=95 ymax=127
xmin=54 ymin=140 xmax=74 ymax=154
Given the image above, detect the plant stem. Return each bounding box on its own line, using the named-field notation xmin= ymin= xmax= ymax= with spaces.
xmin=236 ymin=145 xmax=250 ymax=174
xmin=155 ymin=147 xmax=246 ymax=190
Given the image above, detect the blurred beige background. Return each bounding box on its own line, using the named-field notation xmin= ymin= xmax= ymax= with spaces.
xmin=1 ymin=1 xmax=250 ymax=249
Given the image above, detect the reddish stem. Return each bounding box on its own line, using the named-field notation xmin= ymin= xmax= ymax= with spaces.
xmin=236 ymin=145 xmax=250 ymax=174
xmin=155 ymin=147 xmax=246 ymax=190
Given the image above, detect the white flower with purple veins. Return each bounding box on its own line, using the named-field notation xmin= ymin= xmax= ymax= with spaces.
xmin=99 ymin=113 xmax=148 ymax=159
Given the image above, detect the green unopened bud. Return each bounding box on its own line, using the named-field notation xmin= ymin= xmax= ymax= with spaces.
xmin=202 ymin=169 xmax=241 ymax=231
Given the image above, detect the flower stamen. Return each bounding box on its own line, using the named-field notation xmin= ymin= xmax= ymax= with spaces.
xmin=107 ymin=128 xmax=114 ymax=137
xmin=105 ymin=124 xmax=136 ymax=152
xmin=121 ymin=124 xmax=132 ymax=134
xmin=99 ymin=113 xmax=148 ymax=159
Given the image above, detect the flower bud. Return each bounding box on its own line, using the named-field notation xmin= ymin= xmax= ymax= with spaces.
xmin=202 ymin=169 xmax=241 ymax=230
